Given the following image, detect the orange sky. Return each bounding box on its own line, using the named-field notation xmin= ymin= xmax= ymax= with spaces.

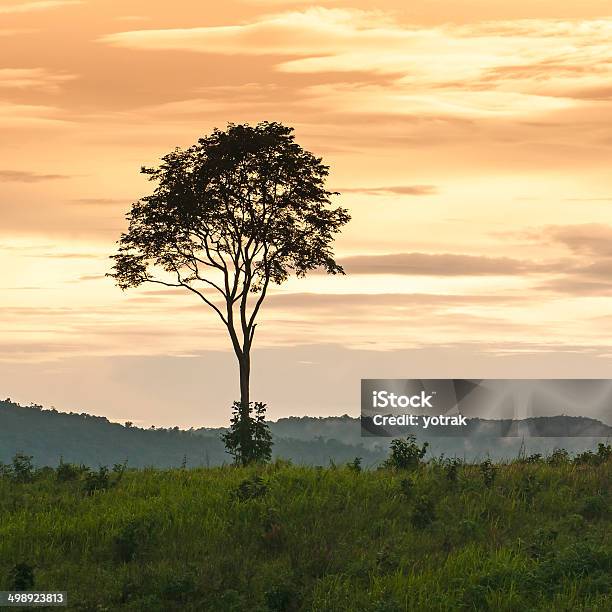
xmin=2 ymin=0 xmax=612 ymax=426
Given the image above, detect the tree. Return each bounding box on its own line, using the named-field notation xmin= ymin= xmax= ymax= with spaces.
xmin=221 ymin=401 xmax=273 ymax=466
xmin=109 ymin=121 xmax=350 ymax=448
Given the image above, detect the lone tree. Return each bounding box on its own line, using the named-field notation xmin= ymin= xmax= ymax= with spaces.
xmin=109 ymin=121 xmax=350 ymax=454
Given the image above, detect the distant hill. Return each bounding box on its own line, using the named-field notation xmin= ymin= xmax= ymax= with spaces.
xmin=0 ymin=400 xmax=383 ymax=468
xmin=1 ymin=399 xmax=610 ymax=467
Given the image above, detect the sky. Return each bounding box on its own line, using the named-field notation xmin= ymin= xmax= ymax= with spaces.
xmin=2 ymin=0 xmax=612 ymax=427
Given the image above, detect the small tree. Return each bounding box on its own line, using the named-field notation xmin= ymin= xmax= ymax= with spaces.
xmin=222 ymin=401 xmax=273 ymax=466
xmin=109 ymin=122 xmax=350 ymax=455
xmin=383 ymin=435 xmax=429 ymax=470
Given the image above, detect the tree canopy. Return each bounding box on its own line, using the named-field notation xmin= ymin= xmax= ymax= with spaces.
xmin=111 ymin=122 xmax=349 ymax=338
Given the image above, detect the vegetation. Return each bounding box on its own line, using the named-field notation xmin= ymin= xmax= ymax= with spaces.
xmin=0 ymin=445 xmax=610 ymax=610
xmin=108 ymin=121 xmax=350 ymax=457
xmin=382 ymin=434 xmax=429 ymax=470
xmin=0 ymin=399 xmax=383 ymax=468
xmin=3 ymin=399 xmax=611 ymax=470
xmin=221 ymin=401 xmax=273 ymax=466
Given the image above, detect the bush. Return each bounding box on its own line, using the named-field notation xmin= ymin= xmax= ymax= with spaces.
xmin=159 ymin=571 xmax=197 ymax=603
xmin=347 ymin=457 xmax=362 ymax=472
xmin=575 ymin=443 xmax=612 ymax=466
xmin=113 ymin=516 xmax=156 ymax=563
xmin=547 ymin=448 xmax=569 ymax=465
xmin=411 ymin=495 xmax=435 ymax=529
xmin=522 ymin=453 xmax=542 ymax=464
xmin=83 ymin=466 xmax=110 ymax=495
xmin=265 ymin=584 xmax=299 ymax=612
xmin=10 ymin=563 xmax=35 ymax=591
xmin=580 ymin=495 xmax=609 ymax=520
xmin=480 ymin=458 xmax=496 ymax=488
xmin=11 ymin=453 xmax=34 ymax=484
xmin=445 ymin=458 xmax=463 ymax=483
xmin=399 ymin=476 xmax=415 ymax=498
xmin=221 ymin=401 xmax=273 ymax=466
xmin=597 ymin=443 xmax=612 ymax=462
xmin=56 ymin=459 xmax=85 ymax=482
xmin=383 ymin=435 xmax=428 ymax=470
xmin=234 ymin=475 xmax=268 ymax=502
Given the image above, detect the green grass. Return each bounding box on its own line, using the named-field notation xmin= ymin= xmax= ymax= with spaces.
xmin=0 ymin=457 xmax=610 ymax=611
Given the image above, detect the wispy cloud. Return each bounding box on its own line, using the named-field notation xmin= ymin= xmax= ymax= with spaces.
xmin=69 ymin=198 xmax=128 ymax=206
xmin=98 ymin=9 xmax=612 ymax=117
xmin=0 ymin=170 xmax=70 ymax=182
xmin=335 ymin=252 xmax=559 ymax=276
xmin=530 ymin=224 xmax=612 ymax=256
xmin=0 ymin=68 xmax=76 ymax=92
xmin=0 ymin=29 xmax=37 ymax=36
xmin=0 ymin=1 xmax=82 ymax=14
xmin=0 ymin=102 xmax=72 ymax=129
xmin=337 ymin=185 xmax=438 ymax=196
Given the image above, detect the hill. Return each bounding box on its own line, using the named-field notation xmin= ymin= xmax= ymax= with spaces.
xmin=1 ymin=399 xmax=611 ymax=468
xmin=0 ymin=400 xmax=383 ymax=468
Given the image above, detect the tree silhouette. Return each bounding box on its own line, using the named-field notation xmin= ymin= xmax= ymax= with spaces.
xmin=109 ymin=121 xmax=350 ymax=438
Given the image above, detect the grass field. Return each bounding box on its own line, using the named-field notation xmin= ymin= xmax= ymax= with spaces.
xmin=0 ymin=449 xmax=610 ymax=611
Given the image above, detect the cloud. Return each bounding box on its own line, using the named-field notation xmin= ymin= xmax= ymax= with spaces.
xmin=0 ymin=68 xmax=76 ymax=92
xmin=536 ymin=257 xmax=612 ymax=295
xmin=0 ymin=1 xmax=82 ymax=14
xmin=97 ymin=9 xmax=612 ymax=119
xmin=98 ymin=8 xmax=386 ymax=56
xmin=518 ymin=223 xmax=612 ymax=295
xmin=27 ymin=252 xmax=101 ymax=259
xmin=69 ymin=198 xmax=128 ymax=206
xmin=334 ymin=252 xmax=557 ymax=276
xmin=0 ymin=102 xmax=72 ymax=129
xmin=536 ymin=278 xmax=612 ymax=296
xmin=0 ymin=29 xmax=37 ymax=36
xmin=336 ymin=185 xmax=437 ymax=196
xmin=115 ymin=16 xmax=150 ymax=22
xmin=534 ymin=224 xmax=612 ymax=256
xmin=0 ymin=170 xmax=70 ymax=182
xmin=263 ymin=291 xmax=529 ymax=311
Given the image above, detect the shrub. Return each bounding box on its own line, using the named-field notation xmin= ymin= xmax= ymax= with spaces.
xmin=56 ymin=459 xmax=85 ymax=482
xmin=411 ymin=495 xmax=435 ymax=529
xmin=10 ymin=563 xmax=35 ymax=591
xmin=347 ymin=457 xmax=362 ymax=472
xmin=580 ymin=495 xmax=609 ymax=520
xmin=597 ymin=442 xmax=612 ymax=462
xmin=576 ymin=443 xmax=612 ymax=465
xmin=518 ymin=473 xmax=538 ymax=504
xmin=523 ymin=453 xmax=543 ymax=464
xmin=527 ymin=527 xmax=559 ymax=559
xmin=11 ymin=453 xmax=34 ymax=484
xmin=112 ymin=460 xmax=128 ymax=482
xmin=0 ymin=462 xmax=11 ymax=478
xmin=445 ymin=458 xmax=463 ymax=483
xmin=265 ymin=584 xmax=299 ymax=612
xmin=480 ymin=458 xmax=496 ymax=488
xmin=221 ymin=401 xmax=273 ymax=466
xmin=113 ymin=516 xmax=156 ymax=563
xmin=547 ymin=448 xmax=569 ymax=465
xmin=399 ymin=476 xmax=415 ymax=498
xmin=234 ymin=475 xmax=268 ymax=502
xmin=383 ymin=435 xmax=428 ymax=470
xmin=262 ymin=507 xmax=283 ymax=550
xmin=83 ymin=466 xmax=110 ymax=495
xmin=158 ymin=571 xmax=197 ymax=602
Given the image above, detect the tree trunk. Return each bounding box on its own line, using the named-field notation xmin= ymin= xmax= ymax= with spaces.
xmin=238 ymin=352 xmax=251 ymax=464
xmin=239 ymin=352 xmax=250 ymax=414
